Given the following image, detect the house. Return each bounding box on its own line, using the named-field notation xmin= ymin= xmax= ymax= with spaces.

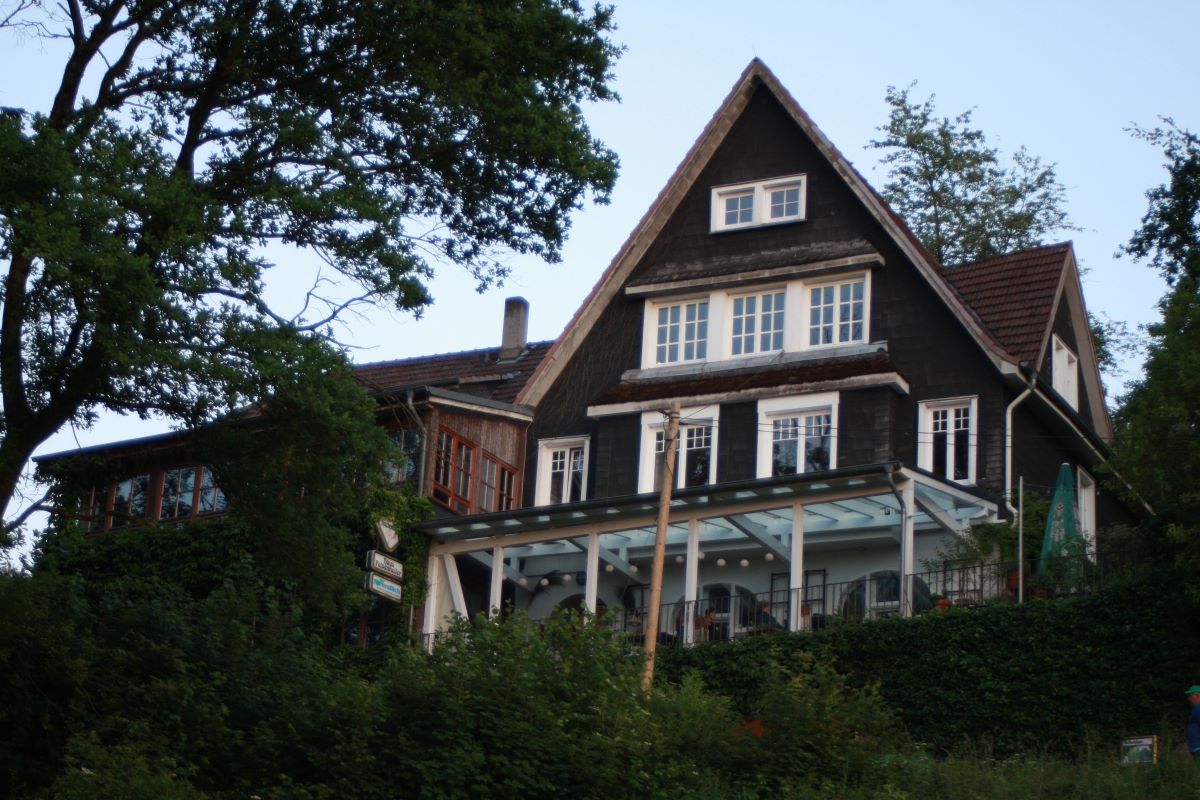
xmin=36 ymin=59 xmax=1140 ymax=646
xmin=414 ymin=60 xmax=1140 ymax=643
xmin=34 ymin=296 xmax=550 ymax=532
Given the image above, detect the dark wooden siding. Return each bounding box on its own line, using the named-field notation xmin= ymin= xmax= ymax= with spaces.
xmin=838 ymin=388 xmax=897 ymax=466
xmin=531 ymin=80 xmax=1019 ymax=502
xmin=629 ymin=84 xmax=880 ymax=284
xmin=594 ymin=414 xmax=640 ymax=498
xmin=717 ymin=401 xmax=757 ymax=482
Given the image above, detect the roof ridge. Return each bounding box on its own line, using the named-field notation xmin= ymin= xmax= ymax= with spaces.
xmin=354 ymin=339 xmax=554 ymax=372
xmin=944 ymin=241 xmax=1074 ymax=271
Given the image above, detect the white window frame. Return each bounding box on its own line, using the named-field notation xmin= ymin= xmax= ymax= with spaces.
xmin=638 ymin=407 xmax=719 ymax=493
xmin=756 ymin=393 xmax=840 ymax=478
xmin=639 ymin=272 xmax=871 ymax=369
xmin=642 ymin=296 xmax=710 ymax=366
xmin=917 ymin=396 xmax=978 ymax=486
xmin=535 ymin=436 xmax=590 ymax=506
xmin=728 ymin=287 xmax=787 ymax=357
xmin=1052 ymin=335 xmax=1079 ymax=411
xmin=803 ymin=273 xmax=869 ymax=349
xmin=710 ymin=174 xmax=808 ymax=232
xmin=1077 ymin=467 xmax=1096 ymax=553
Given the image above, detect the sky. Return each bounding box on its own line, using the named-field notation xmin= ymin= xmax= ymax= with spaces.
xmin=3 ymin=1 xmax=1199 ymax=503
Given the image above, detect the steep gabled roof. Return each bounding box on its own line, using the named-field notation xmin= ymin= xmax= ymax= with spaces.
xmin=941 ymin=242 xmax=1072 ymax=365
xmin=942 ymin=242 xmax=1111 ymax=439
xmin=354 ymin=341 xmax=552 ymax=406
xmin=517 ymin=58 xmax=1016 ymax=406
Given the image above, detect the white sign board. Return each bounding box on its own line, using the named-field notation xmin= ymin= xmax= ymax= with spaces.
xmin=375 ymin=519 xmax=399 ymax=552
xmin=365 ymin=572 xmax=403 ymax=603
xmin=366 ymin=550 xmax=404 ymax=581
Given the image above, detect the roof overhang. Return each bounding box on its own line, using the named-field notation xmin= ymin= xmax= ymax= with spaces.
xmin=416 ymin=463 xmax=996 ymax=548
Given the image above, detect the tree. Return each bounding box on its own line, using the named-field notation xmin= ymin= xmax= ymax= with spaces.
xmin=869 ymin=84 xmax=1074 ymax=266
xmin=0 ymin=0 xmax=620 ymax=537
xmin=1112 ymin=122 xmax=1200 ymax=531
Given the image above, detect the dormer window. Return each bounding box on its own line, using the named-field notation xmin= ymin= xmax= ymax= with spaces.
xmin=1052 ymin=335 xmax=1079 ymax=411
xmin=639 ymin=272 xmax=870 ymax=370
xmin=710 ymin=174 xmax=807 ymax=232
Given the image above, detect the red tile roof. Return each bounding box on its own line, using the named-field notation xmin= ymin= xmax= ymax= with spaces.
xmin=940 ymin=243 xmax=1070 ymax=365
xmin=353 ymin=341 xmax=553 ymax=406
xmin=590 ymin=351 xmax=900 ymax=406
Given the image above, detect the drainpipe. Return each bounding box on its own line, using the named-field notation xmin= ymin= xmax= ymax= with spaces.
xmin=1004 ymin=366 xmax=1037 ymax=518
xmin=404 ymin=389 xmax=428 ymax=496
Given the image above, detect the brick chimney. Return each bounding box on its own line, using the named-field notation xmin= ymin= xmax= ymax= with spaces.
xmin=499 ymin=296 xmax=529 ymax=360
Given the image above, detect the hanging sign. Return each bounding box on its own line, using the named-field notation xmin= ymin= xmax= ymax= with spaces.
xmin=366 ymin=550 xmax=404 ymax=581
xmin=365 ymin=572 xmax=403 ymax=603
xmin=375 ymin=519 xmax=399 ymax=552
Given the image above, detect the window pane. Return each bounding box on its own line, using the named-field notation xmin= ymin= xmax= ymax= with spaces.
xmin=683 ymin=426 xmax=711 ymax=488
xmin=804 ymin=414 xmax=832 ymax=472
xmin=772 ymin=417 xmax=800 ymax=476
xmin=770 ymin=185 xmax=801 ymax=218
xmin=568 ymin=446 xmax=585 ymax=502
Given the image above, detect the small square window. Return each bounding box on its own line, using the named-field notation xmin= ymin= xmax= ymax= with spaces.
xmin=724 ymin=193 xmax=753 ymax=226
xmin=770 ymin=185 xmax=802 ymax=219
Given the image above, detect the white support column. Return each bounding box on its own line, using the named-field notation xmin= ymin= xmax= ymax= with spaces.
xmin=684 ymin=517 xmax=700 ymax=644
xmin=443 ymin=553 xmax=467 ymax=616
xmin=900 ymin=480 xmax=916 ymax=617
xmin=789 ymin=501 xmax=805 ymax=632
xmin=488 ymin=545 xmax=505 ymax=618
xmin=422 ymin=553 xmax=442 ymax=651
xmin=585 ymin=532 xmax=600 ymax=613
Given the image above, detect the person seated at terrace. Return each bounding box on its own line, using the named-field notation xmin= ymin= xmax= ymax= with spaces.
xmin=754 ymin=601 xmax=783 ymax=630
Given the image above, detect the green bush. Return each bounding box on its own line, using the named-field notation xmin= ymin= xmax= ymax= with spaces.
xmin=660 ymin=571 xmax=1200 ymax=756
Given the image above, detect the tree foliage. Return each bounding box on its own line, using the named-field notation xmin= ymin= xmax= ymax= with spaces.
xmin=1112 ymin=123 xmax=1200 ymax=538
xmin=0 ymin=0 xmax=620 ymax=531
xmin=870 ymin=84 xmax=1074 ymax=266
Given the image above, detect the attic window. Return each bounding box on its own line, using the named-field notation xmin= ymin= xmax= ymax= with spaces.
xmin=710 ymin=174 xmax=807 ymax=232
xmin=1052 ymin=336 xmax=1079 ymax=411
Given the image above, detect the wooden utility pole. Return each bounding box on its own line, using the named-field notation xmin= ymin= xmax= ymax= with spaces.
xmin=641 ymin=401 xmax=680 ymax=693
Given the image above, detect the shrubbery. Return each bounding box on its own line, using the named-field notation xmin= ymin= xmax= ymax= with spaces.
xmin=660 ymin=571 xmax=1200 ymax=755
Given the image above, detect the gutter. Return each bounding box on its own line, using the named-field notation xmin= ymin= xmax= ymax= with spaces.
xmin=1005 ymin=363 xmax=1037 ymax=518
xmin=404 ymin=390 xmax=428 ymax=496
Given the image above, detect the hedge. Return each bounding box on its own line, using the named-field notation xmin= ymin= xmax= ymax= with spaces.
xmin=658 ymin=572 xmax=1200 ymax=755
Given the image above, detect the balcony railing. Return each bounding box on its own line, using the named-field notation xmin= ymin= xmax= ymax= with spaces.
xmin=602 ymin=550 xmax=1116 ymax=647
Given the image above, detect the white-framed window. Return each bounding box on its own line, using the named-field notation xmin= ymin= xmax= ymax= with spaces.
xmin=1077 ymin=468 xmax=1096 ymax=552
xmin=1052 ymin=335 xmax=1079 ymax=411
xmin=639 ymin=272 xmax=870 ymax=369
xmin=710 ymin=174 xmax=807 ymax=232
xmin=807 ymin=276 xmax=866 ymax=347
xmin=917 ymin=397 xmax=978 ymax=485
xmin=756 ymin=393 xmax=839 ymax=478
xmin=638 ymin=407 xmax=719 ymax=493
xmin=653 ymin=299 xmax=708 ymax=364
xmin=536 ymin=436 xmax=589 ymax=506
xmin=730 ymin=289 xmax=785 ymax=356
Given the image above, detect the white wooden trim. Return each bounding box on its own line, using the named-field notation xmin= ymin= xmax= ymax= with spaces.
xmin=684 ymin=518 xmax=700 ymax=644
xmin=756 ymin=392 xmax=840 ymax=479
xmin=443 ymin=554 xmax=467 ymax=617
xmin=488 ymin=545 xmax=504 ymax=618
xmin=585 ymin=532 xmax=600 ymax=613
xmin=638 ymin=405 xmax=720 ymax=493
xmin=789 ymin=501 xmax=805 ymax=632
xmin=899 ymin=481 xmax=915 ymax=617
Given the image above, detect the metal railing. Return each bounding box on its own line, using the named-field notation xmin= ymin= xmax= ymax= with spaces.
xmin=424 ymin=550 xmax=1130 ymax=649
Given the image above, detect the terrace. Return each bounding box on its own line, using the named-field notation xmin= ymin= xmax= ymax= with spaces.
xmin=417 ymin=462 xmax=1005 ymax=646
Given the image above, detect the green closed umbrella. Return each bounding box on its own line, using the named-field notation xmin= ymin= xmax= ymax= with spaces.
xmin=1039 ymin=463 xmax=1088 ymax=589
